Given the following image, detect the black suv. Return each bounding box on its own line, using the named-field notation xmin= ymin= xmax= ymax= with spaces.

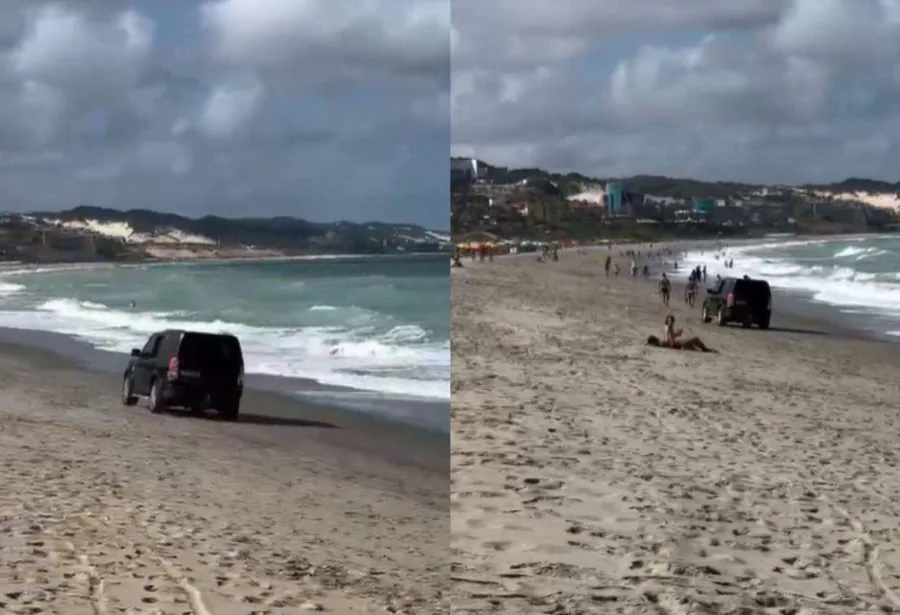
xmin=701 ymin=276 xmax=772 ymax=329
xmin=122 ymin=329 xmax=244 ymax=419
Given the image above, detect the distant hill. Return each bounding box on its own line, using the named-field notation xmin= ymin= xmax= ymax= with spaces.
xmin=451 ymin=157 xmax=900 ymax=239
xmin=453 ymin=157 xmax=900 ymax=201
xmin=802 ymin=177 xmax=900 ymax=194
xmin=27 ymin=205 xmax=449 ymax=255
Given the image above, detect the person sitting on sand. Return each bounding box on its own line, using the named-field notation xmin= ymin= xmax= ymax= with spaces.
xmin=647 ymin=315 xmax=716 ymax=352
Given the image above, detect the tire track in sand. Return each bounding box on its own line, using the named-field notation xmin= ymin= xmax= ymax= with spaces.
xmin=65 ymin=541 xmax=107 ymax=615
xmin=67 ymin=510 xmax=216 ymax=615
xmin=153 ymin=550 xmax=213 ymax=615
xmin=822 ymin=496 xmax=900 ymax=609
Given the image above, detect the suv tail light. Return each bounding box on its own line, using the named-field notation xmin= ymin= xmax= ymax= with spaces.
xmin=237 ymin=365 xmax=244 ymax=387
xmin=726 ymin=292 xmax=734 ymax=307
xmin=167 ymin=355 xmax=179 ymax=381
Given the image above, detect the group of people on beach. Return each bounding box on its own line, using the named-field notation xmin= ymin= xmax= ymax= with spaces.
xmin=648 ymin=255 xmax=716 ymax=353
xmin=604 ymin=247 xmax=679 ymax=280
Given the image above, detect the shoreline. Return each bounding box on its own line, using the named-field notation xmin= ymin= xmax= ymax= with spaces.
xmin=477 ymin=234 xmax=899 ymax=346
xmin=0 ymin=250 xmax=451 ymax=268
xmin=670 ymin=235 xmax=900 ymax=344
xmin=451 ymin=247 xmax=900 ymax=613
xmin=0 ymin=325 xmax=449 ymax=440
xmin=0 ymin=254 xmax=451 ymax=432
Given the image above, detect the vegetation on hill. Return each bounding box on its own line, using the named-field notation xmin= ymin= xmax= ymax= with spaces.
xmin=452 ymin=157 xmax=900 ymax=240
xmin=802 ymin=178 xmax=900 ymax=193
xmin=30 ymin=206 xmax=447 ymax=254
xmin=453 ymin=157 xmax=900 ymax=199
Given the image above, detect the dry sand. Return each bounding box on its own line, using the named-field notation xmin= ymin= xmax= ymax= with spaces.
xmin=451 ymin=246 xmax=900 ymax=614
xmin=0 ymin=343 xmax=448 ymax=614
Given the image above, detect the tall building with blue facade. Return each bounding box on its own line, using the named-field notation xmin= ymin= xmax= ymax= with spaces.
xmin=606 ymin=182 xmax=624 ymax=217
xmin=691 ymin=198 xmax=714 ymax=215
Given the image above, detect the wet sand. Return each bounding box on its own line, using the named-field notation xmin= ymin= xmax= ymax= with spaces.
xmin=0 ymin=341 xmax=448 ymax=613
xmin=451 ymin=246 xmax=900 ymax=614
xmin=0 ymin=325 xmax=449 ymax=434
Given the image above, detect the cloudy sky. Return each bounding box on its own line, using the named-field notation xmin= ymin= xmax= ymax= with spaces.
xmin=0 ymin=1 xmax=449 ymax=226
xmin=452 ymin=0 xmax=900 ymax=186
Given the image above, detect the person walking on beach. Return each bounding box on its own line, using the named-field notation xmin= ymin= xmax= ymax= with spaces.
xmin=604 ymin=255 xmax=612 ymax=276
xmin=685 ymin=276 xmax=697 ymax=307
xmin=658 ymin=273 xmax=671 ymax=306
xmin=702 ymin=264 xmax=707 ymax=282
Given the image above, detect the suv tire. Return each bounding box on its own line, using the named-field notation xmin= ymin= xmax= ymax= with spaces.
xmin=716 ymin=307 xmax=727 ymax=326
xmin=149 ymin=379 xmax=166 ymax=414
xmin=701 ymin=304 xmax=711 ymax=323
xmin=122 ymin=375 xmax=138 ymax=406
xmin=758 ymin=313 xmax=771 ymax=330
xmin=219 ymin=399 xmax=240 ymax=421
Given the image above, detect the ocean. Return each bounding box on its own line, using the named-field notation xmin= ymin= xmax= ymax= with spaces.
xmin=682 ymin=234 xmax=900 ymax=336
xmin=0 ymin=254 xmax=449 ymax=418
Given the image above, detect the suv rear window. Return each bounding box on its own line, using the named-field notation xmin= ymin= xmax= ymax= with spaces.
xmin=733 ymin=279 xmax=770 ymax=299
xmin=178 ymin=333 xmax=243 ymax=368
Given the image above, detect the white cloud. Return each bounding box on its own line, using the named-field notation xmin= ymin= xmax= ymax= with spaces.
xmin=18 ymin=80 xmax=65 ymax=143
xmin=11 ymin=5 xmax=153 ymax=91
xmin=0 ymin=1 xmax=448 ymax=225
xmin=198 ymin=77 xmax=264 ymax=138
xmin=768 ymin=0 xmax=900 ymax=64
xmin=452 ymin=0 xmax=900 ymax=184
xmin=200 ymin=0 xmax=449 ymax=81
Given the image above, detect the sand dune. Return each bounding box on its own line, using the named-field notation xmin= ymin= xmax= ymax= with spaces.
xmin=451 ymin=247 xmax=900 ymax=614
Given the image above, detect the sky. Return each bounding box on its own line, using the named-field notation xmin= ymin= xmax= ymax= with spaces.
xmin=451 ymin=0 xmax=900 ymax=186
xmin=0 ymin=0 xmax=449 ymax=227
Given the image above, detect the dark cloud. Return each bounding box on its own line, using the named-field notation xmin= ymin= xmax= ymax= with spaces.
xmin=451 ymin=0 xmax=900 ymax=185
xmin=0 ymin=1 xmax=450 ymax=227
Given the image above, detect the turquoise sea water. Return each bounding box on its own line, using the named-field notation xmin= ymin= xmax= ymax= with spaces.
xmin=683 ymin=234 xmax=900 ymax=334
xmin=0 ymin=255 xmax=450 ymax=400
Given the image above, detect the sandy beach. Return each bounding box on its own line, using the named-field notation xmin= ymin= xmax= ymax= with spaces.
xmin=0 ymin=342 xmax=448 ymax=614
xmin=451 ymin=246 xmax=900 ymax=614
